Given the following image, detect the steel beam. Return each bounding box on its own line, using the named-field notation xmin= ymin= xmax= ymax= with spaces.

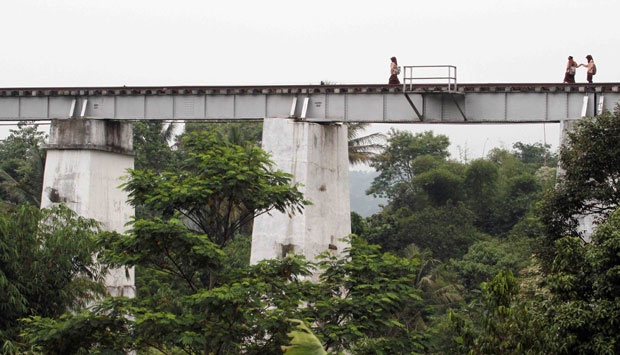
xmin=1 ymin=84 xmax=619 ymax=123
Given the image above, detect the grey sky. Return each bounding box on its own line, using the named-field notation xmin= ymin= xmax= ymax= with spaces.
xmin=2 ymin=0 xmax=617 ymax=158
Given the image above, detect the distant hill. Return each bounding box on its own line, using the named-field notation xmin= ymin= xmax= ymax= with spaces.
xmin=349 ymin=170 xmax=387 ymax=217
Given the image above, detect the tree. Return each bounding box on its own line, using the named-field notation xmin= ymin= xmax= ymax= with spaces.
xmin=542 ymin=107 xmax=620 ymax=243
xmin=392 ymin=203 xmax=486 ymax=261
xmin=411 ymin=157 xmax=465 ymax=207
xmin=346 ymin=122 xmax=385 ymax=166
xmin=0 ymin=204 xmax=107 ymax=352
xmin=512 ymin=141 xmax=558 ymax=168
xmin=184 ymin=121 xmax=384 ymax=167
xmin=22 ymin=130 xmax=446 ymax=354
xmin=22 ymin=131 xmax=310 ymax=354
xmin=0 ymin=122 xmax=46 ymax=206
xmin=132 ymin=120 xmax=178 ymax=172
xmin=23 ymin=253 xmax=316 ymax=355
xmin=534 ymin=209 xmax=620 ymax=354
xmin=450 ymin=239 xmax=531 ymax=291
xmin=463 ymin=158 xmax=499 ymax=231
xmin=478 ymin=147 xmax=545 ymax=237
xmin=364 ymin=154 xmax=482 ymax=260
xmin=183 ymin=121 xmax=263 ymax=147
xmin=24 ymin=235 xmax=440 ymax=354
xmin=515 ymin=107 xmax=620 ymax=353
xmin=307 ymin=236 xmax=426 ymax=354
xmin=123 ymin=130 xmax=307 ymax=251
xmin=446 ymin=270 xmax=546 ymax=354
xmin=368 ymin=129 xmax=450 ymax=200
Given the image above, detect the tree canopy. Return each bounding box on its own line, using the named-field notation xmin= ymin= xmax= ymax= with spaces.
xmin=12 ymin=114 xmax=620 ymax=353
xmin=542 ymin=107 xmax=620 ymax=241
xmin=0 ymin=204 xmax=107 ymax=352
xmin=123 ymin=130 xmax=307 ymax=249
xmin=368 ymin=129 xmax=450 ymax=200
xmin=0 ymin=122 xmax=46 ymax=206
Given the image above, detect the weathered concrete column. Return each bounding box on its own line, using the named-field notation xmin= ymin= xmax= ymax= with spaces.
xmin=41 ymin=119 xmax=135 ymax=297
xmin=251 ymin=118 xmax=351 ymax=272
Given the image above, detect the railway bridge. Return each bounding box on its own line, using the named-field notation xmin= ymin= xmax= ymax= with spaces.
xmin=2 ymin=67 xmax=619 ymax=292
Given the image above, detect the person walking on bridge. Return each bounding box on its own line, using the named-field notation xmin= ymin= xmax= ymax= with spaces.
xmin=579 ymin=55 xmax=596 ymax=83
xmin=563 ymin=56 xmax=578 ymax=83
xmin=389 ymin=56 xmax=401 ymax=85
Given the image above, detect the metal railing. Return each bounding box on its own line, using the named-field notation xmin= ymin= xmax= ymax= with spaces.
xmin=403 ymin=65 xmax=458 ymax=92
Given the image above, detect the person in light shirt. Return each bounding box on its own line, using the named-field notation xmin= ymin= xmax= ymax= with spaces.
xmin=389 ymin=56 xmax=400 ymax=85
xmin=563 ymin=56 xmax=578 ymax=83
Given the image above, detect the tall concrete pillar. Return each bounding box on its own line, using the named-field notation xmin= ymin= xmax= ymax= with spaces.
xmin=41 ymin=119 xmax=135 ymax=297
xmin=251 ymin=118 xmax=351 ymax=274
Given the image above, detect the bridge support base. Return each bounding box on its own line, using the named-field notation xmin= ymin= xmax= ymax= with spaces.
xmin=41 ymin=119 xmax=136 ymax=297
xmin=250 ymin=118 xmax=351 ymax=277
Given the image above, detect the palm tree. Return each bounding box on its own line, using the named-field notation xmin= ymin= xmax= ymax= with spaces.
xmin=346 ymin=123 xmax=385 ymax=166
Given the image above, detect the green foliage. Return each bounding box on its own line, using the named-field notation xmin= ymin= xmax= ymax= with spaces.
xmin=307 ymin=236 xmax=426 ymax=353
xmin=26 ymin=252 xmax=315 ymax=354
xmin=490 ymin=173 xmax=541 ymax=236
xmin=281 ymin=319 xmax=327 ymax=355
xmin=21 ymin=300 xmax=134 ymax=355
xmin=7 ymin=120 xmax=562 ymax=353
xmin=20 ymin=131 xmax=314 ymax=354
xmin=512 ymin=141 xmax=558 ymax=168
xmin=0 ymin=122 xmax=46 ymax=205
xmin=362 ymin=211 xmax=401 ymax=251
xmin=451 ymin=239 xmax=532 ymax=291
xmin=364 ymin=132 xmax=547 ymax=263
xmin=481 ymin=148 xmax=545 ymax=237
xmin=464 ymin=159 xmax=499 ymax=230
xmin=183 ymin=121 xmax=263 ymax=147
xmin=123 ymin=131 xmax=307 ymax=249
xmin=132 ymin=120 xmax=178 ymax=172
xmin=444 ymin=269 xmax=550 ymax=354
xmin=347 ymin=122 xmax=385 ymax=166
xmin=538 ymin=209 xmax=620 ymax=354
xmin=368 ymin=129 xmax=450 ymax=200
xmin=432 ymin=111 xmax=620 ymax=353
xmin=24 ymin=234 xmax=439 ymax=354
xmin=350 ymin=211 xmax=365 ymax=236
xmin=100 ymin=218 xmax=224 ymax=292
xmin=0 ymin=204 xmax=107 ymax=351
xmin=412 ymin=157 xmax=465 ymax=206
xmin=113 ymin=131 xmax=308 ymax=352
xmin=383 ymin=203 xmax=485 ymax=261
xmin=541 ymin=107 xmax=620 ymax=268
xmin=356 ymin=133 xmax=556 ymax=353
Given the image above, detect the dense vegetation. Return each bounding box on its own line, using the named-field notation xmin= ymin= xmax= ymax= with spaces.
xmin=1 ymin=106 xmax=620 ymax=353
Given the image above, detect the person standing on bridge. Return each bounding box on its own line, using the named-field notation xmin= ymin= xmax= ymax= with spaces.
xmin=389 ymin=56 xmax=401 ymax=85
xmin=579 ymin=55 xmax=596 ymax=83
xmin=563 ymin=56 xmax=578 ymax=83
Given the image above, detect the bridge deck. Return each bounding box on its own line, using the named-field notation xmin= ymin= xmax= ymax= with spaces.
xmin=1 ymin=83 xmax=618 ymax=123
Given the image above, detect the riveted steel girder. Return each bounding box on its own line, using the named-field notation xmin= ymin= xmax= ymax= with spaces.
xmin=0 ymin=84 xmax=618 ymax=123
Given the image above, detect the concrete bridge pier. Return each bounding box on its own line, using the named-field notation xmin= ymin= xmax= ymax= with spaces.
xmin=250 ymin=118 xmax=351 ymax=274
xmin=41 ymin=119 xmax=135 ymax=297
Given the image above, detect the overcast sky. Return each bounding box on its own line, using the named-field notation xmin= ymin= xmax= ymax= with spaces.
xmin=2 ymin=0 xmax=618 ymax=160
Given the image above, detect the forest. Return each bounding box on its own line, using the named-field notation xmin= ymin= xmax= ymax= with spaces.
xmin=2 ymin=106 xmax=620 ymax=354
